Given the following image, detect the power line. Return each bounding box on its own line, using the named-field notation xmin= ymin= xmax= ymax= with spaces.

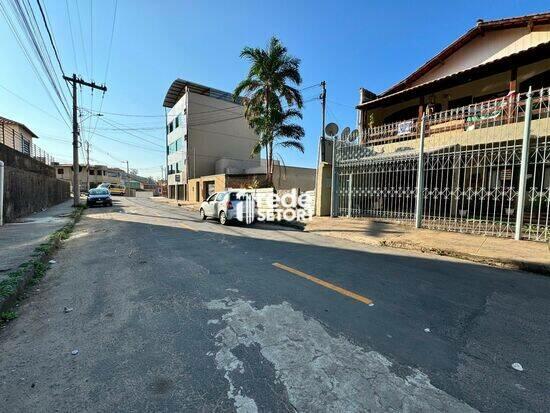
xmin=0 ymin=1 xmax=71 ymax=124
xmin=0 ymin=82 xmax=67 ymax=126
xmin=300 ymin=83 xmax=321 ymax=91
xmin=74 ymin=0 xmax=89 ymax=77
xmin=327 ymin=99 xmax=356 ymax=109
xmin=36 ymin=0 xmax=65 ymax=77
xmin=103 ymin=0 xmax=118 ymax=82
xmin=88 ymin=0 xmax=117 ymax=143
xmin=65 ymin=0 xmax=78 ymax=73
xmin=98 ymin=117 xmax=164 ymax=147
xmin=91 ymin=130 xmax=164 ymax=152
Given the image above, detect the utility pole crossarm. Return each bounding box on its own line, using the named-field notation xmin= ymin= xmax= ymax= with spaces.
xmin=63 ymin=75 xmax=107 ymax=92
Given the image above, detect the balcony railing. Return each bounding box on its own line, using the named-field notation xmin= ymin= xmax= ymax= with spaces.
xmin=27 ymin=142 xmax=56 ymax=166
xmin=363 ymin=88 xmax=550 ymax=146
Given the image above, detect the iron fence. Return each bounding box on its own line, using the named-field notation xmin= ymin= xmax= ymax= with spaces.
xmin=334 ymin=87 xmax=550 ymax=242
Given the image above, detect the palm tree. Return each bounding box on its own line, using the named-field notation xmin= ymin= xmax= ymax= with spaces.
xmin=234 ymin=37 xmax=303 ymax=184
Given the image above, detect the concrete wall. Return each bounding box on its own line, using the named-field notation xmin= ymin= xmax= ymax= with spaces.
xmin=1 ymin=144 xmax=70 ymax=223
xmin=315 ymin=162 xmax=332 ymax=217
xmin=187 ymin=92 xmax=260 ymax=179
xmin=272 ymin=165 xmax=316 ymax=191
xmin=188 ymin=174 xmax=227 ymax=202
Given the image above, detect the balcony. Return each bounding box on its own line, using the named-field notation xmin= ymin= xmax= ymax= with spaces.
xmin=363 ymin=89 xmax=550 ymax=149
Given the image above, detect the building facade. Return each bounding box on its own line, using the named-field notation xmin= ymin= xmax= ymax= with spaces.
xmin=163 ymin=79 xmax=262 ymax=200
xmin=0 ymin=116 xmax=55 ymax=165
xmin=55 ymin=164 xmax=125 ymax=191
xmin=331 ymin=13 xmax=550 ymax=241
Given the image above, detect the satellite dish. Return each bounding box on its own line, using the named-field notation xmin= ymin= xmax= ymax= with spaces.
xmin=340 ymin=127 xmax=351 ymax=141
xmin=325 ymin=122 xmax=339 ymax=137
xmin=349 ymin=129 xmax=359 ymax=142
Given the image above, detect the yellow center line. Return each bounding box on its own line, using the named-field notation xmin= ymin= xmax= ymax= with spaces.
xmin=272 ymin=262 xmax=373 ymax=305
xmin=179 ymin=222 xmax=196 ymax=231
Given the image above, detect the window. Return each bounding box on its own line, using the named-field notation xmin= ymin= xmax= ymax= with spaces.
xmin=175 ymin=115 xmax=179 ymax=128
xmin=57 ymin=168 xmax=63 ymax=175
xmin=215 ymin=192 xmax=226 ymax=202
xmin=206 ymin=194 xmax=216 ymax=202
xmin=22 ymin=138 xmax=30 ymax=155
xmin=89 ymin=170 xmax=95 ymax=175
xmin=167 ymin=138 xmax=183 ymax=154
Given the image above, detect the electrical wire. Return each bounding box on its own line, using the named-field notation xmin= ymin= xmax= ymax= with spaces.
xmin=0 ymin=1 xmax=71 ymax=126
xmin=65 ymin=0 xmax=78 ymax=73
xmin=36 ymin=0 xmax=65 ymax=77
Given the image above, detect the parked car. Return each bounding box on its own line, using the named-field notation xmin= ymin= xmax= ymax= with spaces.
xmin=99 ymin=183 xmax=126 ymax=196
xmin=199 ymin=191 xmax=256 ymax=225
xmin=86 ymin=187 xmax=113 ymax=207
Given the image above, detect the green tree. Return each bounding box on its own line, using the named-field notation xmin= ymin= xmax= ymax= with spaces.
xmin=234 ymin=37 xmax=304 ymax=184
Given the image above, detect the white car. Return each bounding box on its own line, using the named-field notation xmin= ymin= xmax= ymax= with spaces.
xmin=199 ymin=191 xmax=255 ymax=225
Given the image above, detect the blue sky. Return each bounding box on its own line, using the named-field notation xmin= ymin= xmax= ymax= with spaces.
xmin=1 ymin=0 xmax=548 ymax=178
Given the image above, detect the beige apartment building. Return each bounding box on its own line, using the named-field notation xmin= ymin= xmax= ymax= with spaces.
xmin=163 ymin=79 xmax=315 ymax=201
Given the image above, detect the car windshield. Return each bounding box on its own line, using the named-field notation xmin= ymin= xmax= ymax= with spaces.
xmin=89 ymin=188 xmax=109 ymax=195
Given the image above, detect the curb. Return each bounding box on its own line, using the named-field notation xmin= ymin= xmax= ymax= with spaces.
xmin=0 ymin=206 xmax=85 ymax=314
xmin=379 ymin=239 xmax=550 ymax=276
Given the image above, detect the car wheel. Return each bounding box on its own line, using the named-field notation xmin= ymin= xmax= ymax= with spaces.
xmin=219 ymin=211 xmax=228 ymax=225
xmin=200 ymin=208 xmax=207 ymax=220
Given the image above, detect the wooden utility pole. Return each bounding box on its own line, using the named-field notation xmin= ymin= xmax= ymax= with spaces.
xmin=320 ymin=81 xmax=326 ymax=161
xmin=85 ymin=141 xmax=90 ymax=191
xmin=63 ymin=74 xmax=107 ymax=206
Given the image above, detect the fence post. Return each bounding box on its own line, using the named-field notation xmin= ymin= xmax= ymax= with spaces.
xmin=514 ymin=87 xmax=533 ymax=241
xmin=330 ymin=137 xmax=338 ymax=217
xmin=415 ymin=115 xmax=427 ymax=228
xmin=0 ymin=160 xmax=3 ymax=226
xmin=347 ymin=172 xmax=353 ymax=217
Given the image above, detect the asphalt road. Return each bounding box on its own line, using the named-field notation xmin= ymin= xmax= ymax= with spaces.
xmin=1 ymin=196 xmax=549 ymax=412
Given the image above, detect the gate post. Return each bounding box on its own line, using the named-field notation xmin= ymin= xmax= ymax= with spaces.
xmin=347 ymin=173 xmax=353 ymax=218
xmin=330 ymin=137 xmax=338 ymax=217
xmin=415 ymin=115 xmax=427 ymax=228
xmin=514 ymin=87 xmax=533 ymax=241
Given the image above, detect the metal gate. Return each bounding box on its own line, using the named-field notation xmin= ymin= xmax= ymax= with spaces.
xmin=334 ymin=88 xmax=550 ymax=242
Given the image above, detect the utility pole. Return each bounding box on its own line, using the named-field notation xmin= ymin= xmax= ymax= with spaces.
xmin=85 ymin=141 xmax=90 ymax=192
xmin=124 ymin=160 xmax=129 ymax=175
xmin=64 ymin=74 xmax=107 ymax=206
xmin=320 ymin=81 xmax=326 ymax=161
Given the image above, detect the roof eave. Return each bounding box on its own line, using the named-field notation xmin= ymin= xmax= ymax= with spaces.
xmin=357 ymin=41 xmax=550 ymax=110
xmin=380 ymin=12 xmax=550 ymax=97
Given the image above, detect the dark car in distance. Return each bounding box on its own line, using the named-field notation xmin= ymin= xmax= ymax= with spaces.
xmin=87 ymin=187 xmax=113 ymax=207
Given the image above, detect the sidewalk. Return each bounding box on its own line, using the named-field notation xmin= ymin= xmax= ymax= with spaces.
xmin=150 ymin=196 xmax=200 ymax=211
xmin=0 ymin=200 xmax=74 ymax=274
xmin=0 ymin=200 xmax=78 ymax=314
xmin=305 ymin=217 xmax=550 ymax=275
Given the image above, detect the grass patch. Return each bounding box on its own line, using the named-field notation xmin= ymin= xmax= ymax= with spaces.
xmin=0 ymin=311 xmax=17 ymax=322
xmin=29 ymin=261 xmax=48 ymax=286
xmin=0 ymin=205 xmax=86 ymax=301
